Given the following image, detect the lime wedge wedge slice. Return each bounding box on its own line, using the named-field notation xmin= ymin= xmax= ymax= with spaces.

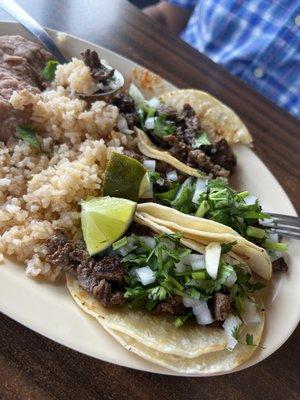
xmin=103 ymin=152 xmax=147 ymax=201
xmin=81 ymin=196 xmax=137 ymax=256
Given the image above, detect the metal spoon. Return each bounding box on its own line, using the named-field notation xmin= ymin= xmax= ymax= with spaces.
xmin=0 ymin=0 xmax=124 ymax=99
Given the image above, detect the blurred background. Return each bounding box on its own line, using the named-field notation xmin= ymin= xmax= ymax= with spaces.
xmin=130 ymin=0 xmax=156 ymax=8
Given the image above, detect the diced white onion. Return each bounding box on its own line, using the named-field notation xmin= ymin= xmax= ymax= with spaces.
xmin=143 ymin=159 xmax=156 ymax=171
xmin=224 ymin=270 xmax=237 ymax=287
xmin=144 ymin=117 xmax=156 ymax=130
xmin=147 ymin=97 xmax=160 ymax=109
xmin=240 ymin=298 xmax=261 ymax=325
xmin=267 ymin=232 xmax=279 ymax=243
xmin=192 ymin=178 xmax=208 ymax=204
xmin=166 ymin=170 xmax=178 ymax=182
xmin=118 ymin=243 xmax=136 ymax=256
xmin=259 ymin=217 xmax=274 ymax=227
xmin=244 ymin=195 xmax=257 ymax=205
xmin=205 ymin=242 xmax=221 ymax=279
xmin=139 ymin=236 xmax=156 ymax=249
xmin=175 ymin=261 xmax=187 ymax=273
xmin=183 ymin=296 xmax=198 ymax=308
xmin=183 ymin=298 xmax=214 ymax=325
xmin=193 ymin=301 xmax=214 ymax=325
xmin=181 ymin=254 xmax=205 ymax=270
xmin=223 ymin=314 xmax=242 ymax=350
xmin=129 ymin=83 xmax=145 ymax=107
xmin=117 ymin=115 xmax=133 ymax=135
xmin=135 ymin=266 xmax=156 ymax=286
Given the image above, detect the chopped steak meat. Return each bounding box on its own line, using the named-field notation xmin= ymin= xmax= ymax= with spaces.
xmin=187 ymin=149 xmax=230 ymax=178
xmin=202 ymin=139 xmax=236 ymax=172
xmin=91 ymin=255 xmax=124 ymax=282
xmin=81 ymin=49 xmax=114 ymax=85
xmin=112 ymin=92 xmax=136 ymax=114
xmin=93 ymin=279 xmax=124 ymax=307
xmin=123 ymin=149 xmax=146 ymax=163
xmin=156 ymin=104 xmax=178 ymax=120
xmin=46 ymin=233 xmax=125 ymax=307
xmin=163 ymin=134 xmax=190 ymax=162
xmin=0 ymin=35 xmax=52 ymax=142
xmin=272 ymin=257 xmax=288 ymax=272
xmin=155 ymin=103 xmax=236 ymax=176
xmin=112 ymin=92 xmax=139 ymax=129
xmin=46 ymin=235 xmax=88 ymax=272
xmin=152 ymin=295 xmax=185 ymax=315
xmin=212 ymin=292 xmax=232 ymax=321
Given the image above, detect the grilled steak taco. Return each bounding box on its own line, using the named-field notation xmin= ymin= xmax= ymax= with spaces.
xmin=131 ymin=88 xmax=252 ymax=179
xmin=46 ymin=200 xmax=267 ymax=373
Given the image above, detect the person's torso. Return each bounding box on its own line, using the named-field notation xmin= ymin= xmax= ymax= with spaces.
xmin=181 ymin=0 xmax=300 ymax=118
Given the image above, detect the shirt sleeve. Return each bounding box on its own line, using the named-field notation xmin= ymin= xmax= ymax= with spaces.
xmin=166 ymin=0 xmax=198 ymax=9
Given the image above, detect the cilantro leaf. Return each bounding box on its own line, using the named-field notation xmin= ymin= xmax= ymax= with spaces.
xmin=42 ymin=60 xmax=59 ymax=81
xmin=16 ymin=124 xmax=41 ymax=152
xmin=231 ymin=325 xmax=241 ymax=341
xmin=245 ymin=333 xmax=254 ymax=346
xmin=174 ymin=311 xmax=193 ymax=328
xmin=192 ymin=131 xmax=211 ymax=148
xmin=148 ymin=286 xmax=168 ymax=301
xmin=148 ymin=171 xmax=161 ymax=183
xmin=245 ymin=333 xmax=265 ymax=349
xmin=153 ymin=115 xmax=175 ymax=138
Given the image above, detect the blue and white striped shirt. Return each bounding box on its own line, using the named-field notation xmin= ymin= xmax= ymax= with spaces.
xmin=168 ymin=0 xmax=300 ymax=118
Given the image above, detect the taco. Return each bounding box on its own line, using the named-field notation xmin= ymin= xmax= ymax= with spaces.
xmin=133 ymin=88 xmax=252 ymax=179
xmin=46 ymin=202 xmax=267 ymax=372
xmin=136 ymin=202 xmax=272 ymax=280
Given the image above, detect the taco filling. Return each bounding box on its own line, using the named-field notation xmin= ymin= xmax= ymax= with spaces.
xmin=137 ymin=103 xmax=237 ymax=178
xmin=46 ymin=220 xmax=264 ymax=346
xmin=112 ymin=85 xmax=238 ymax=178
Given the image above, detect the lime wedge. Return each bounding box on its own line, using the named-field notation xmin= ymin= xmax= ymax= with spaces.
xmin=81 ymin=196 xmax=136 ymax=255
xmin=103 ymin=152 xmax=147 ymax=201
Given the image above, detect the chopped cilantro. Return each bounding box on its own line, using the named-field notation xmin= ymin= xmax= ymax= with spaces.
xmin=155 ymin=182 xmax=180 ymax=204
xmin=245 ymin=333 xmax=265 ymax=349
xmin=153 ymin=177 xmax=276 ymax=252
xmin=116 ymin=231 xmax=265 ymax=326
xmin=16 ymin=124 xmax=41 ymax=152
xmin=192 ymin=131 xmax=211 ymax=148
xmin=174 ymin=312 xmax=193 ymax=328
xmin=148 ymin=171 xmax=161 ymax=183
xmin=112 ymin=237 xmax=128 ymax=250
xmin=231 ymin=325 xmax=241 ymax=341
xmin=42 ymin=60 xmax=59 ymax=81
xmin=153 ymin=115 xmax=175 ymax=138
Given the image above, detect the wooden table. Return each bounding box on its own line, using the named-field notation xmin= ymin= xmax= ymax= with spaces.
xmin=0 ymin=1 xmax=299 ymax=399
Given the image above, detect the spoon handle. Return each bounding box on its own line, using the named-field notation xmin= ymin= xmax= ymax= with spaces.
xmin=0 ymin=0 xmax=67 ymax=63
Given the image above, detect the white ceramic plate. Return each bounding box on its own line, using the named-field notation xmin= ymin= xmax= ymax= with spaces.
xmin=0 ymin=22 xmax=299 ymax=377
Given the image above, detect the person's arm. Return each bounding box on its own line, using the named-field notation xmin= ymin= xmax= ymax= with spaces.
xmin=143 ymin=1 xmax=195 ymax=35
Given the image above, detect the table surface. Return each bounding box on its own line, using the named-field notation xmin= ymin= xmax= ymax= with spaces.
xmin=0 ymin=1 xmax=299 ymax=399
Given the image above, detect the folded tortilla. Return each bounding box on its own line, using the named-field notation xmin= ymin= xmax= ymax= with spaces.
xmin=136 ymin=89 xmax=252 ymax=177
xmin=136 ymin=203 xmax=272 ymax=280
xmin=66 ymin=212 xmax=265 ymax=373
